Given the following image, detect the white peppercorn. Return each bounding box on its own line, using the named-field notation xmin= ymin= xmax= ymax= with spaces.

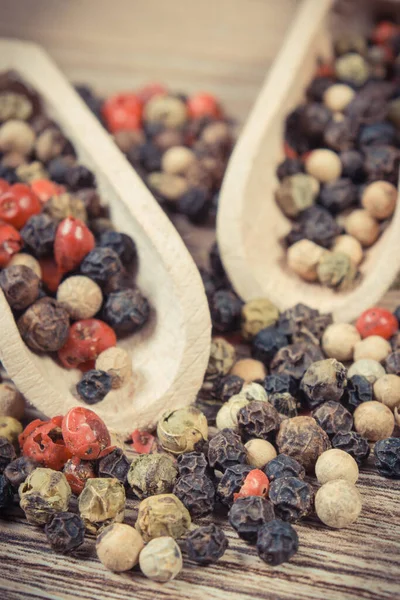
xmin=361 ymin=181 xmax=397 ymax=220
xmin=0 ymin=416 xmax=23 ymax=446
xmin=332 ymin=235 xmax=363 ymax=266
xmin=373 ymin=374 xmax=400 ymax=410
xmin=147 ymin=172 xmax=188 ymax=202
xmin=344 ymin=210 xmax=380 ymax=247
xmin=347 ymin=359 xmax=385 ymax=384
xmin=95 ymin=347 xmax=132 ymax=389
xmin=9 ymin=253 xmax=41 ymax=278
xmin=240 ymin=382 xmax=269 ymax=403
xmin=354 ymin=336 xmax=392 ymax=363
xmin=0 ymin=119 xmax=35 ymax=155
xmin=305 ymin=149 xmax=342 ymax=183
xmin=0 ymin=383 xmax=25 ymax=419
xmin=315 ymin=479 xmax=362 ymax=528
xmin=216 ymin=395 xmax=249 ymax=430
xmin=230 ymin=358 xmax=266 ymax=383
xmin=161 ymin=146 xmax=196 ymax=175
xmin=315 ymin=448 xmax=359 ymax=485
xmin=287 ymin=240 xmax=327 ymax=282
xmin=322 ymin=323 xmax=361 ymax=362
xmin=354 ymin=401 xmax=394 ymax=441
xmin=245 ymin=439 xmax=277 ymax=468
xmin=323 ymin=84 xmax=355 ymax=112
xmin=144 ymin=95 xmax=188 ymax=127
xmin=96 ymin=523 xmax=144 ymax=572
xmin=205 ymin=337 xmax=236 ymax=382
xmin=139 ymin=536 xmax=182 ymax=582
xmin=57 ymin=275 xmax=103 ymax=320
xmin=335 ymin=53 xmax=370 ymax=87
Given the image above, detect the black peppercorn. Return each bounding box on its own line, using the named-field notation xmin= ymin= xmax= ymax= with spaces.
xmin=97 ymin=447 xmax=131 ymax=486
xmin=0 ymin=164 xmax=18 ymax=184
xmin=264 ymin=454 xmax=305 ymax=482
xmin=342 ymin=374 xmax=372 ymax=413
xmin=186 ymin=524 xmax=228 ymax=565
xmin=269 ymin=476 xmax=313 ymax=522
xmin=228 ymin=496 xmax=275 ymax=543
xmin=0 ymin=437 xmax=16 ymax=474
xmin=270 ymin=342 xmax=324 ymax=381
xmin=284 ymin=107 xmax=312 ymax=155
xmin=176 ymin=452 xmax=212 ymax=478
xmin=270 ymin=393 xmax=298 ymax=418
xmin=210 ymin=290 xmax=242 ymax=333
xmin=318 ymin=178 xmax=357 ymax=215
xmin=300 ymin=359 xmax=347 ymax=409
xmin=65 ymin=165 xmax=96 ymax=191
xmin=331 ymin=431 xmax=370 ymax=465
xmin=278 ymin=303 xmax=332 ymax=344
xmin=77 ymin=369 xmax=112 ymax=404
xmin=77 ymin=188 xmax=107 ymax=220
xmin=339 ymin=150 xmax=366 ymax=183
xmin=285 ymin=206 xmax=340 ymax=249
xmin=345 ymin=93 xmax=387 ymax=130
xmin=128 ymin=141 xmax=163 ymax=172
xmin=97 ymin=231 xmax=138 ymax=271
xmin=299 ymin=103 xmax=332 ymax=146
xmin=0 ymin=265 xmax=40 ymax=311
xmin=374 ymin=437 xmax=400 ymax=479
xmin=178 ymin=187 xmax=212 ymax=224
xmin=217 ymin=463 xmax=253 ymax=506
xmin=17 ymin=297 xmax=70 ymax=352
xmin=44 ymin=511 xmax=85 ymax=554
xmin=4 ymin=456 xmax=39 ymax=489
xmin=209 ymin=241 xmax=226 ymax=280
xmin=237 ymin=401 xmax=281 ymax=442
xmin=208 ymin=429 xmax=247 ymax=472
xmin=256 ymin=519 xmax=299 ymax=566
xmin=394 ymin=304 xmax=400 ymax=326
xmin=75 ymin=85 xmax=105 ymax=124
xmin=173 ymin=473 xmax=215 ymax=517
xmin=358 ymin=122 xmax=397 ymax=148
xmin=199 ymin=268 xmax=216 ymax=300
xmin=263 ymin=374 xmax=298 ymax=397
xmin=363 ymin=145 xmax=400 ymax=185
xmin=20 ymin=213 xmax=57 ymax=257
xmin=0 ymin=474 xmax=13 ymax=508
xmin=251 ymin=326 xmax=289 ymax=367
xmin=211 ymin=374 xmax=244 ymax=403
xmin=46 ymin=156 xmax=76 ymax=184
xmin=80 ymin=247 xmax=122 ymax=286
xmin=276 ymin=158 xmax=304 ymax=181
xmin=312 ymin=400 xmax=353 ymax=437
xmin=323 ymin=118 xmax=355 ymax=152
xmin=384 ymin=351 xmax=400 ymax=376
xmin=306 ymin=76 xmax=335 ymax=102
xmin=89 ymin=218 xmax=115 ymax=239
xmin=102 ymin=288 xmax=150 ymax=336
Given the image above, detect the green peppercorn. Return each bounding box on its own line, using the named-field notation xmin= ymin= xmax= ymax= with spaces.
xmin=157 ymin=407 xmax=208 ymax=454
xmin=241 ymin=298 xmax=279 ymax=340
xmin=136 ymin=494 xmax=191 ymax=542
xmin=19 ymin=468 xmax=71 ymax=525
xmin=128 ymin=454 xmax=178 ymax=499
xmin=78 ymin=478 xmax=125 ymax=533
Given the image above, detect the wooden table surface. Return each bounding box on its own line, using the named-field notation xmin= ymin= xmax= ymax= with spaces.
xmin=0 ymin=1 xmax=399 ymax=599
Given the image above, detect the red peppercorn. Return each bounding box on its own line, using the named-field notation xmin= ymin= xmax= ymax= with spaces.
xmin=0 ymin=178 xmax=10 ymax=195
xmin=283 ymin=142 xmax=298 ymax=160
xmin=19 ymin=416 xmax=72 ymax=471
xmin=0 ymin=184 xmax=41 ymax=229
xmin=315 ymin=61 xmax=335 ymax=78
xmin=131 ymin=429 xmax=155 ymax=454
xmin=372 ymin=21 xmax=400 ymax=45
xmin=62 ymin=406 xmax=112 ymax=459
xmin=356 ymin=308 xmax=398 ymax=340
xmin=102 ymin=93 xmax=143 ymax=133
xmin=137 ymin=83 xmax=168 ymax=104
xmin=0 ymin=221 xmax=23 ymax=267
xmin=54 ymin=217 xmax=95 ymax=273
xmin=58 ymin=318 xmax=117 ymax=369
xmin=39 ymin=257 xmax=63 ymax=293
xmin=63 ymin=455 xmax=96 ymax=495
xmin=187 ymin=93 xmax=222 ymax=119
xmin=233 ymin=469 xmax=270 ymax=501
xmin=30 ymin=179 xmax=65 ymax=203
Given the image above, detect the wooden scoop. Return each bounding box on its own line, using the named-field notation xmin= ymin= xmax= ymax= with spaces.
xmin=217 ymin=0 xmax=400 ymax=322
xmin=0 ymin=39 xmax=211 ymax=437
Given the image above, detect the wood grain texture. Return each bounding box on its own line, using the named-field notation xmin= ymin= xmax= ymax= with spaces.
xmin=0 ymin=1 xmax=399 ymax=600
xmin=0 ymin=39 xmax=211 ymax=437
xmin=217 ymin=0 xmax=400 ymax=323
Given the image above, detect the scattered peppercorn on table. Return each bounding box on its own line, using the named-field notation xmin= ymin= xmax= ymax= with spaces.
xmin=1 ymin=1 xmax=400 ymax=600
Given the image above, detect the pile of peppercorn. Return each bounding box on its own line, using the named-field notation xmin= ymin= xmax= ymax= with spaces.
xmin=76 ymin=84 xmax=235 ymax=226
xmin=276 ymin=21 xmax=400 ymax=290
xmin=0 ymin=70 xmax=150 ymax=404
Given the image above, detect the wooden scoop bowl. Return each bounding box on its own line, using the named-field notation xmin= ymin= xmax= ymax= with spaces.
xmin=0 ymin=39 xmax=211 ymax=437
xmin=217 ymin=0 xmax=400 ymax=323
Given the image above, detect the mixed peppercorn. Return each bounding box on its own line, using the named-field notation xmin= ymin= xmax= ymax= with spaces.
xmin=0 ymin=71 xmax=150 ymax=402
xmin=277 ymin=21 xmax=400 ymax=290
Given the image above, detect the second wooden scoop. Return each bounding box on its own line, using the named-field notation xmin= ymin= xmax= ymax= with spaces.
xmin=0 ymin=39 xmax=211 ymax=437
xmin=217 ymin=0 xmax=400 ymax=322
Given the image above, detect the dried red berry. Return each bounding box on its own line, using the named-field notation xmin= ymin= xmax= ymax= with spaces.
xmin=234 ymin=469 xmax=270 ymax=501
xmin=0 ymin=184 xmax=41 ymax=229
xmin=0 ymin=221 xmax=23 ymax=267
xmin=30 ymin=179 xmax=65 ymax=203
xmin=19 ymin=416 xmax=72 ymax=471
xmin=63 ymin=456 xmax=96 ymax=495
xmin=54 ymin=217 xmax=95 ymax=273
xmin=356 ymin=308 xmax=398 ymax=340
xmin=62 ymin=406 xmax=112 ymax=459
xmin=58 ymin=318 xmax=117 ymax=369
xmin=39 ymin=257 xmax=63 ymax=293
xmin=137 ymin=83 xmax=168 ymax=104
xmin=102 ymin=93 xmax=142 ymax=133
xmin=187 ymin=93 xmax=222 ymax=119
xmin=0 ymin=179 xmax=10 ymax=195
xmin=131 ymin=429 xmax=155 ymax=454
xmin=372 ymin=21 xmax=400 ymax=45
